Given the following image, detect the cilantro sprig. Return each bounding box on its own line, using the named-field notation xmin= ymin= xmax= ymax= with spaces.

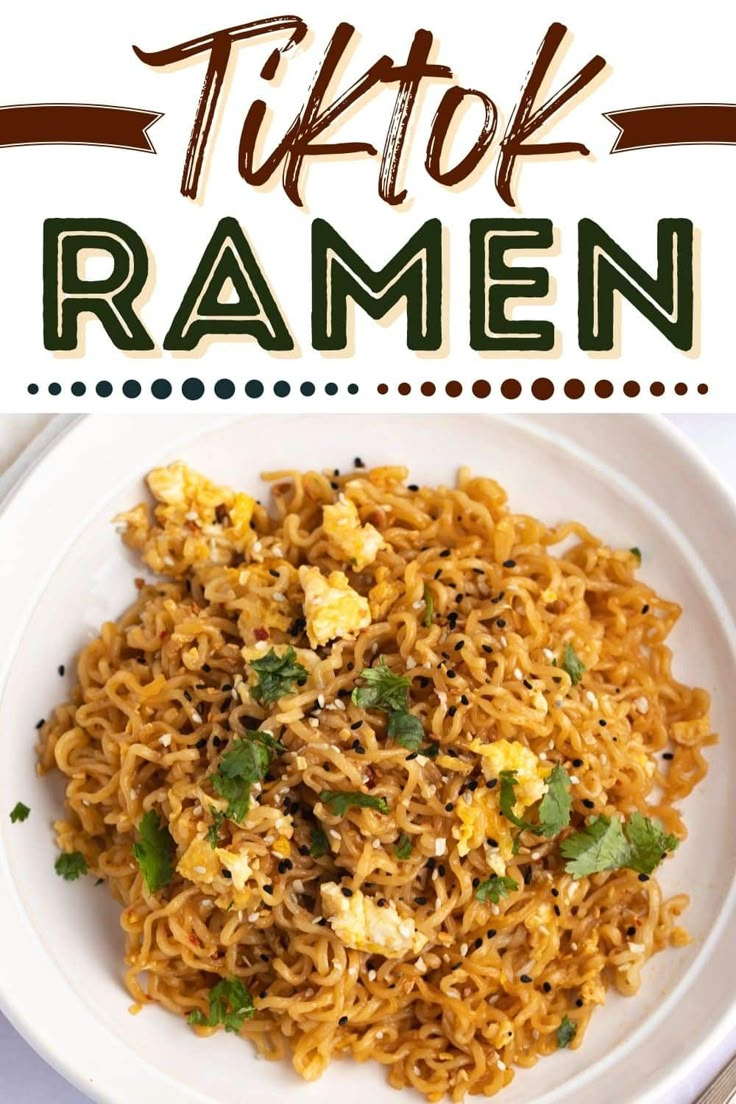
xmin=132 ymin=810 xmax=175 ymax=893
xmin=320 ymin=791 xmax=389 ymax=817
xmin=560 ymin=644 xmax=586 ymax=686
xmin=352 ymin=658 xmax=426 ymax=751
xmin=394 ymin=832 xmax=413 ymax=860
xmin=189 ymin=977 xmax=254 ymax=1034
xmin=207 ymin=807 xmax=226 ymax=849
xmin=561 ymin=811 xmax=678 ymax=880
xmin=556 ymin=1015 xmax=577 ymax=1048
xmin=499 ymin=765 xmax=572 ymax=839
xmin=250 ymin=647 xmax=308 ymax=706
xmin=9 ymin=802 xmax=30 ymax=824
xmin=210 ymin=731 xmax=284 ymax=823
xmin=55 ymin=851 xmax=88 ymax=881
xmin=475 ymin=874 xmax=519 ymax=904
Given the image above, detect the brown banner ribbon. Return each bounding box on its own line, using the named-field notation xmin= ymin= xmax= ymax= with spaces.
xmin=605 ymin=103 xmax=736 ymax=152
xmin=0 ymin=104 xmax=162 ymax=152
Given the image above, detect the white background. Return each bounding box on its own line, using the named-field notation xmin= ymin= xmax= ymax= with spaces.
xmin=0 ymin=412 xmax=734 ymax=1103
xmin=1 ymin=0 xmax=736 ymax=412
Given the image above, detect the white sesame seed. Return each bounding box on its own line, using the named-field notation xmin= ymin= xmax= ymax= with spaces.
xmin=514 ymin=667 xmax=523 ymax=680
xmin=202 ymin=899 xmax=213 ymax=909
xmin=272 ymin=592 xmax=286 ymax=603
xmin=406 ymin=657 xmax=417 ymax=670
xmin=159 ymin=733 xmax=172 ymax=747
xmin=317 ymin=694 xmax=326 ymax=708
xmin=539 ymin=751 xmax=548 ymax=760
xmin=334 ymin=699 xmax=346 ymax=711
xmin=531 ymin=851 xmax=542 ymax=861
xmin=372 ymin=839 xmax=382 ymax=849
xmin=191 ymin=711 xmax=203 ymax=724
xmin=586 ymin=690 xmax=597 ymax=705
xmin=497 ymin=1059 xmax=506 ymax=1071
xmin=368 ymin=969 xmax=377 ymax=981
xmin=628 ymin=942 xmax=645 ymax=953
xmin=569 ymin=775 xmax=580 ymax=785
xmin=412 ymin=600 xmax=424 ymax=610
xmin=635 ymin=697 xmax=649 ymax=715
xmin=435 ymin=838 xmax=447 ymax=856
xmin=248 ymin=912 xmax=260 ymax=922
xmin=194 ymin=865 xmax=206 ymax=875
xmin=329 ymin=829 xmax=341 ymax=840
xmin=543 ymin=648 xmax=555 ymax=660
xmin=309 ymin=718 xmax=319 ymax=727
xmin=460 ymin=943 xmax=468 ymax=956
xmin=252 ymin=541 xmax=262 ymax=553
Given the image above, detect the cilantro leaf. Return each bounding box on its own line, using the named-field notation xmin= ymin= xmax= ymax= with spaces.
xmin=210 ymin=732 xmax=284 ymax=823
xmin=189 ymin=977 xmax=254 ymax=1034
xmin=630 ymin=547 xmax=642 ymax=563
xmin=132 ymin=810 xmax=174 ymax=893
xmin=394 ymin=832 xmax=412 ymax=860
xmin=310 ymin=825 xmax=329 ymax=858
xmin=560 ymin=816 xmax=630 ymax=879
xmin=423 ymin=585 xmax=434 ymax=629
xmin=249 ymin=647 xmax=308 ymax=706
xmin=556 ymin=1014 xmax=577 ymax=1048
xmin=561 ymin=812 xmax=679 ymax=880
xmin=9 ymin=802 xmax=30 ymax=824
xmin=320 ymin=791 xmax=390 ymax=816
xmin=498 ymin=771 xmax=535 ymax=832
xmin=55 ymin=851 xmax=88 ymax=881
xmin=207 ymin=807 xmax=226 ymax=849
xmin=561 ymin=644 xmax=586 ymax=686
xmin=537 ymin=766 xmax=572 ymax=838
xmin=475 ymin=875 xmax=519 ymax=903
xmin=623 ymin=811 xmax=679 ymax=875
xmin=387 ymin=710 xmax=424 ymax=750
xmin=351 ymin=658 xmax=411 ymax=712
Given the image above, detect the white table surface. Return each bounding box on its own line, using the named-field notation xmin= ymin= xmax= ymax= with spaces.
xmin=0 ymin=413 xmax=733 ymax=1104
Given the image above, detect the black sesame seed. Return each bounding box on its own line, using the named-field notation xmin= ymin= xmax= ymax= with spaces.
xmin=554 ymin=905 xmax=561 ymax=916
xmin=523 ymin=680 xmax=533 ymax=691
xmin=437 ymin=864 xmax=446 ymax=877
xmin=460 ymin=695 xmax=469 ymax=706
xmin=405 ymin=752 xmax=418 ymax=761
xmin=222 ymin=870 xmax=232 ymax=879
xmin=487 ymin=779 xmax=498 ymax=789
xmin=472 ymin=877 xmax=480 ymax=888
xmin=520 ymin=974 xmax=533 ymax=984
xmin=415 ymin=896 xmax=427 ymax=905
xmin=221 ymin=683 xmax=233 ymax=692
xmin=447 ymin=670 xmax=457 ymax=679
xmin=356 ymin=746 xmax=366 ymax=755
xmin=440 ymin=550 xmax=451 ymax=558
xmin=487 ymin=838 xmax=498 ymax=848
xmin=572 ymin=758 xmax=584 ymax=768
xmin=448 ymin=706 xmax=457 ymax=717
xmin=408 ymin=484 xmax=419 ymax=492
xmin=339 ymin=1015 xmax=348 ymax=1025
xmin=263 ymin=884 xmax=274 ymax=894
xmin=427 ymin=858 xmax=436 ymax=871
xmin=195 ymin=738 xmax=207 ymax=749
xmin=351 ymin=721 xmax=363 ymax=730
xmin=445 ymin=803 xmax=454 ymax=812
xmin=551 ymin=888 xmax=560 ymax=898
xmin=213 ymin=737 xmax=223 ymax=748
xmin=260 ymin=953 xmax=270 ymax=963
xmin=663 ymin=752 xmax=674 ymax=760
xmin=58 ymin=665 xmax=65 ymax=676
xmin=317 ymin=917 xmax=328 ymax=926
xmin=582 ymin=799 xmax=595 ymax=810
xmin=543 ymin=981 xmax=552 ymax=993
xmin=35 ymin=719 xmax=45 ymax=730
xmin=576 ymin=998 xmax=584 ymax=1008
xmin=524 ymin=867 xmax=533 ymax=885
xmin=330 ymin=481 xmax=339 ymax=491
xmin=503 ymin=560 xmax=516 ymax=569
xmin=342 ymin=887 xmax=353 ymax=897
xmin=599 ymin=719 xmax=607 ymax=727
xmin=434 ymin=569 xmax=442 ymax=580
xmin=638 ymin=874 xmax=650 ymax=882
xmin=278 ymin=860 xmax=289 ymax=874
xmin=269 ymin=569 xmax=280 ymax=579
xmin=377 ymin=898 xmax=387 ymax=907
xmin=354 ymin=457 xmax=364 ymax=469
xmin=454 ymin=594 xmax=463 ymax=605
xmin=496 ymin=619 xmax=506 ymax=628
xmin=454 ymin=641 xmax=464 ymax=651
xmin=467 ymin=780 xmax=478 ymax=792
xmin=487 ymin=929 xmax=497 ymax=939
xmin=202 ymin=664 xmax=211 ymax=672
xmin=298 ymin=844 xmax=310 ymax=857
xmin=474 ymin=937 xmax=483 ymax=949
xmin=184 ymin=690 xmax=193 ymax=701
xmin=451 ymin=962 xmax=462 ymax=971
xmin=482 ymin=645 xmax=492 ymax=654
xmin=260 ymin=990 xmax=268 ymax=999
xmin=642 ymin=604 xmax=650 ymax=614
xmin=627 ymin=926 xmax=637 ymax=936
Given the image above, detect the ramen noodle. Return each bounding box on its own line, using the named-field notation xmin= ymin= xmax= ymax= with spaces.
xmin=38 ymin=460 xmax=713 ymax=1100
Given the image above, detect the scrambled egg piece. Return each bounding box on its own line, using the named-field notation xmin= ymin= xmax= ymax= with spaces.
xmin=177 ymin=837 xmax=254 ymax=908
xmin=454 ymin=740 xmax=550 ymax=869
xmin=298 ymin=566 xmax=370 ymax=647
xmin=320 ymin=883 xmax=427 ymax=958
xmin=323 ymin=496 xmax=384 ymax=571
xmin=469 ymin=739 xmax=550 ymax=810
xmin=368 ymin=565 xmax=403 ymax=621
xmin=117 ymin=462 xmax=255 ymax=576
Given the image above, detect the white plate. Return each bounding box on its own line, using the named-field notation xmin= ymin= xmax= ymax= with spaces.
xmin=0 ymin=414 xmax=735 ymax=1104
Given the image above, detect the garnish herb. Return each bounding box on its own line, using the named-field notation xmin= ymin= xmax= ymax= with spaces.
xmin=250 ymin=647 xmax=308 ymax=705
xmin=320 ymin=791 xmax=390 ymax=817
xmin=499 ymin=766 xmax=572 ymax=839
xmin=207 ymin=807 xmax=226 ymax=849
xmin=556 ymin=1014 xmax=577 ymax=1048
xmin=188 ymin=978 xmax=254 ymax=1034
xmin=630 ymin=547 xmax=642 ymax=562
xmin=387 ymin=711 xmax=424 ymax=751
xmin=210 ymin=731 xmax=284 ymax=823
xmin=560 ymin=644 xmax=586 ymax=686
xmin=352 ymin=658 xmax=425 ymax=751
xmin=475 ymin=875 xmax=519 ymax=903
xmin=561 ymin=812 xmax=678 ymax=880
xmin=54 ymin=851 xmax=88 ymax=881
xmin=536 ymin=765 xmax=573 ymax=838
xmin=310 ymin=825 xmax=329 ymax=858
xmin=423 ymin=585 xmax=434 ymax=629
xmin=352 ymin=658 xmax=412 ymax=712
xmin=9 ymin=802 xmax=30 ymax=824
xmin=394 ymin=832 xmax=413 ymax=860
xmin=132 ymin=810 xmax=175 ymax=893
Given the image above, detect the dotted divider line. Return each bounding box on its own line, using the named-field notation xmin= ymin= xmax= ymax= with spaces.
xmin=378 ymin=379 xmax=710 ymax=398
xmin=26 ymin=380 xmax=361 ymax=399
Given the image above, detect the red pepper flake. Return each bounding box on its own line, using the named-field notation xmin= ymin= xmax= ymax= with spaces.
xmin=254 ymin=627 xmax=269 ymax=642
xmin=134 ymin=577 xmax=145 ymax=590
xmin=189 ymin=934 xmax=201 ymax=947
